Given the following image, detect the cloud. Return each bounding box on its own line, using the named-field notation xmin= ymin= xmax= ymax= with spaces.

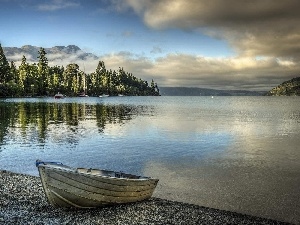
xmin=99 ymin=52 xmax=299 ymax=91
xmin=47 ymin=51 xmax=99 ymax=73
xmin=124 ymin=0 xmax=300 ymax=59
xmin=6 ymin=50 xmax=99 ymax=74
xmin=100 ymin=51 xmax=153 ymax=75
xmin=36 ymin=0 xmax=80 ymax=11
xmin=7 ymin=53 xmax=34 ymax=62
xmin=101 ymin=0 xmax=300 ymax=90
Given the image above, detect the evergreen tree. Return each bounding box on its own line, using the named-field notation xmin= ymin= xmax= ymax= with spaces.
xmin=6 ymin=61 xmax=21 ymax=96
xmin=18 ymin=56 xmax=28 ymax=94
xmin=63 ymin=63 xmax=80 ymax=96
xmin=27 ymin=64 xmax=39 ymax=96
xmin=37 ymin=48 xmax=49 ymax=95
xmin=96 ymin=61 xmax=105 ymax=73
xmin=10 ymin=61 xmax=18 ymax=83
xmin=0 ymin=43 xmax=11 ymax=83
xmin=48 ymin=65 xmax=64 ymax=94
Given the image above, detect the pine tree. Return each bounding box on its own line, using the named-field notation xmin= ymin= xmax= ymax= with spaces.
xmin=48 ymin=65 xmax=64 ymax=94
xmin=63 ymin=63 xmax=80 ymax=96
xmin=10 ymin=61 xmax=18 ymax=83
xmin=0 ymin=43 xmax=11 ymax=83
xmin=37 ymin=47 xmax=49 ymax=95
xmin=18 ymin=55 xmax=29 ymax=95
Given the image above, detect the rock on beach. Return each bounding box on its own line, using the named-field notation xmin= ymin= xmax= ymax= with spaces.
xmin=0 ymin=170 xmax=292 ymax=225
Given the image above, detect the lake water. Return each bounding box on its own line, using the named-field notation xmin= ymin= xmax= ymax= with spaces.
xmin=0 ymin=96 xmax=299 ymax=223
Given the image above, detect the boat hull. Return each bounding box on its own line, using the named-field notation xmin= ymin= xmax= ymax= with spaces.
xmin=37 ymin=162 xmax=158 ymax=208
xmin=54 ymin=95 xmax=64 ymax=99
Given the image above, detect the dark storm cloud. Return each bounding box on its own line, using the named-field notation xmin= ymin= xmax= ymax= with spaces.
xmin=125 ymin=0 xmax=300 ymax=58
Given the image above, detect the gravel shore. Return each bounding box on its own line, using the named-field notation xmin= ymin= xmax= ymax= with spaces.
xmin=0 ymin=170 xmax=292 ymax=225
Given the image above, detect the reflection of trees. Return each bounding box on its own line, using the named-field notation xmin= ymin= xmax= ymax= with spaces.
xmin=95 ymin=104 xmax=134 ymax=132
xmin=0 ymin=102 xmax=17 ymax=144
xmin=0 ymin=102 xmax=152 ymax=144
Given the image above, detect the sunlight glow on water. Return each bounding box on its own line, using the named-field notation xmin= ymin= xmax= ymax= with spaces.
xmin=0 ymin=96 xmax=299 ymax=223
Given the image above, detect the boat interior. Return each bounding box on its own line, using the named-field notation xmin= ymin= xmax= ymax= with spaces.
xmin=37 ymin=161 xmax=145 ymax=180
xmin=76 ymin=168 xmax=142 ymax=179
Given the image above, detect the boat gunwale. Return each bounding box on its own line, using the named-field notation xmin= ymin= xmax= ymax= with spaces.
xmin=38 ymin=164 xmax=159 ymax=183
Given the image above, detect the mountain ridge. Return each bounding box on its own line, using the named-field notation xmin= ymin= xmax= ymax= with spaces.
xmin=3 ymin=45 xmax=98 ymax=61
xmin=159 ymin=87 xmax=266 ymax=96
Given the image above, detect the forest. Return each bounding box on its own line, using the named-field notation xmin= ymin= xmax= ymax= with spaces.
xmin=0 ymin=44 xmax=160 ymax=97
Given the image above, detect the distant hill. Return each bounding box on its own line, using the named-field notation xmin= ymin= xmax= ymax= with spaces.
xmin=3 ymin=45 xmax=98 ymax=61
xmin=159 ymin=87 xmax=265 ymax=96
xmin=265 ymin=77 xmax=300 ymax=96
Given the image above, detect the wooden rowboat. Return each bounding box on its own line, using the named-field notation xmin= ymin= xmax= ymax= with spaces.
xmin=36 ymin=160 xmax=159 ymax=208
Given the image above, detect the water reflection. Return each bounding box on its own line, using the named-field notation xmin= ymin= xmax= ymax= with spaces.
xmin=0 ymin=101 xmax=151 ymax=146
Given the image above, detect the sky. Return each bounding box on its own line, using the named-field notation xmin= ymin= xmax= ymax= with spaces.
xmin=1 ymin=0 xmax=300 ymax=91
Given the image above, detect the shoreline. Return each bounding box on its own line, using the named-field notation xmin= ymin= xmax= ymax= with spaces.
xmin=0 ymin=170 xmax=292 ymax=225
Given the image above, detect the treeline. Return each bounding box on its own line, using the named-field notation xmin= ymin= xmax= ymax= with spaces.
xmin=0 ymin=44 xmax=160 ymax=97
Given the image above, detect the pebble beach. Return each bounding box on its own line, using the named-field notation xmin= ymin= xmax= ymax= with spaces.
xmin=0 ymin=170 xmax=293 ymax=225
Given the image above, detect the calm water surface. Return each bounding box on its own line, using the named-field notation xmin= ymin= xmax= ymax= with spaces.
xmin=0 ymin=96 xmax=299 ymax=223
